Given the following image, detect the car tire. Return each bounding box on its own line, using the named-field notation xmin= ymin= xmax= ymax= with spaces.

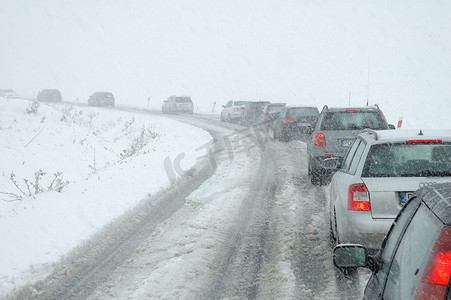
xmin=220 ymin=114 xmax=225 ymax=122
xmin=227 ymin=114 xmax=232 ymax=123
xmin=310 ymin=167 xmax=325 ymax=185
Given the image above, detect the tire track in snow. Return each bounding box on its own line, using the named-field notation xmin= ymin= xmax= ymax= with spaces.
xmin=202 ymin=130 xmax=278 ymax=300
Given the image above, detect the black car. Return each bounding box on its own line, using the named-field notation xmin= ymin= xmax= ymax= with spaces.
xmin=36 ymin=89 xmax=62 ymax=102
xmin=88 ymin=92 xmax=115 ymax=107
xmin=239 ymin=101 xmax=270 ymax=126
xmin=273 ymin=106 xmax=319 ymax=142
xmin=333 ymin=182 xmax=451 ymax=300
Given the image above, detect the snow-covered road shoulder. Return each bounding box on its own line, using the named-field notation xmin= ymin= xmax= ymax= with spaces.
xmin=0 ymin=99 xmax=211 ymax=298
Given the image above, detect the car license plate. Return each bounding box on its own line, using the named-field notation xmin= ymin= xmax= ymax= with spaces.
xmin=340 ymin=139 xmax=353 ymax=147
xmin=399 ymin=192 xmax=414 ymax=205
xmin=297 ymin=122 xmax=310 ymax=127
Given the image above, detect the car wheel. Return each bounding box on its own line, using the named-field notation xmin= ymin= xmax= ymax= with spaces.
xmin=220 ymin=114 xmax=225 ymax=122
xmin=227 ymin=114 xmax=232 ymax=123
xmin=310 ymin=167 xmax=324 ymax=185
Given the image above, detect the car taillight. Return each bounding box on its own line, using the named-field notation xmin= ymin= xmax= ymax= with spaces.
xmin=234 ymin=108 xmax=239 ymax=112
xmin=348 ymin=183 xmax=370 ymax=211
xmin=346 ymin=109 xmax=361 ymax=112
xmin=415 ymin=226 xmax=451 ymax=300
xmin=265 ymin=115 xmax=269 ymax=119
xmin=314 ymin=133 xmax=326 ymax=147
xmin=282 ymin=119 xmax=294 ymax=123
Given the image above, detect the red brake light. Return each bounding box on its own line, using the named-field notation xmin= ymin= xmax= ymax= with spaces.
xmin=234 ymin=108 xmax=239 ymax=112
xmin=314 ymin=133 xmax=326 ymax=147
xmin=282 ymin=119 xmax=294 ymax=123
xmin=406 ymin=140 xmax=442 ymax=144
xmin=348 ymin=183 xmax=370 ymax=211
xmin=265 ymin=115 xmax=269 ymax=119
xmin=347 ymin=109 xmax=361 ymax=112
xmin=415 ymin=226 xmax=451 ymax=299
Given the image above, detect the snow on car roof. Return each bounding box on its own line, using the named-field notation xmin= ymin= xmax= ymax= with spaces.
xmin=362 ymin=129 xmax=451 ymax=142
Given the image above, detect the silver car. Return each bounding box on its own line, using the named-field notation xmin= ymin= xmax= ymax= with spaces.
xmin=220 ymin=100 xmax=249 ymax=122
xmin=329 ymin=129 xmax=451 ymax=250
xmin=308 ymin=105 xmax=394 ymax=185
xmin=162 ymin=96 xmax=194 ymax=114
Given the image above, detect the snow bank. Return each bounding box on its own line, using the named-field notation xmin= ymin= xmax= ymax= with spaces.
xmin=0 ymin=99 xmax=211 ymax=297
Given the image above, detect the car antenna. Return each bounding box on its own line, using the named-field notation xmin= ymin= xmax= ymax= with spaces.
xmin=348 ymin=91 xmax=351 ymax=106
xmin=419 ymin=129 xmax=424 ymax=136
xmin=366 ymin=56 xmax=370 ymax=106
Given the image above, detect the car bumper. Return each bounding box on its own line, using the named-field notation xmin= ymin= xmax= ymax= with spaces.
xmin=170 ymin=108 xmax=193 ymax=113
xmin=230 ymin=112 xmax=242 ymax=119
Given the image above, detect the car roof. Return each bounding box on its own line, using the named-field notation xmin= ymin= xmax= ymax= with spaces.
xmin=322 ymin=105 xmax=381 ymax=112
xmin=359 ymin=129 xmax=451 ymax=143
xmin=413 ymin=182 xmax=451 ymax=226
xmin=286 ymin=106 xmax=318 ymax=109
xmin=266 ymin=103 xmax=286 ymax=106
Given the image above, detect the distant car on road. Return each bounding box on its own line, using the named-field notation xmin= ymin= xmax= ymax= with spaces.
xmin=333 ymin=182 xmax=451 ymax=300
xmin=0 ymin=89 xmax=19 ymax=99
xmin=307 ymin=105 xmax=394 ymax=185
xmin=220 ymin=100 xmax=249 ymax=122
xmin=37 ymin=89 xmax=62 ymax=102
xmin=162 ymin=96 xmax=194 ymax=114
xmin=329 ymin=129 xmax=451 ymax=251
xmin=260 ymin=103 xmax=286 ymax=124
xmin=273 ymin=106 xmax=319 ymax=142
xmin=239 ymin=101 xmax=270 ymax=126
xmin=88 ymin=92 xmax=115 ymax=107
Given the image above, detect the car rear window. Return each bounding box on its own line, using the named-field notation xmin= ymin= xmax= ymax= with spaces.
xmin=362 ymin=143 xmax=451 ymax=177
xmin=235 ymin=101 xmax=248 ymax=106
xmin=175 ymin=97 xmax=192 ymax=103
xmin=268 ymin=105 xmax=285 ymax=113
xmin=320 ymin=111 xmax=388 ymax=131
xmin=288 ymin=107 xmax=319 ymax=118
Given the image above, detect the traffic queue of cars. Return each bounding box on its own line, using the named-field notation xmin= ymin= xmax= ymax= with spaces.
xmin=220 ymin=100 xmax=320 ymax=142
xmin=221 ymin=100 xmax=451 ymax=298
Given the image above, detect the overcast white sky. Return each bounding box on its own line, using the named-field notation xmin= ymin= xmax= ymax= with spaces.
xmin=1 ymin=0 xmax=450 ymax=126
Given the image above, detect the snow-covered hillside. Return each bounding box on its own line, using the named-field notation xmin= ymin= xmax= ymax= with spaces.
xmin=0 ymin=99 xmax=211 ymax=297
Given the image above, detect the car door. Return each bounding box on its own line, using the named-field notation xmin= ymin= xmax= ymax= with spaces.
xmin=363 ymin=198 xmax=421 ymax=299
xmin=382 ymin=204 xmax=443 ymax=299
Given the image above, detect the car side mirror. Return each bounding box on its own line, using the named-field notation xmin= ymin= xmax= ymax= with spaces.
xmin=333 ymin=244 xmax=368 ymax=268
xmin=388 ymin=124 xmax=396 ymax=130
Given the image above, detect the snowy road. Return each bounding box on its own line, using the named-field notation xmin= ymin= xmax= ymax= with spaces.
xmin=27 ymin=109 xmax=370 ymax=299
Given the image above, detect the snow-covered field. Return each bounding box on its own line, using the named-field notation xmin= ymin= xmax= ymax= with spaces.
xmin=0 ymin=98 xmax=211 ymax=298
